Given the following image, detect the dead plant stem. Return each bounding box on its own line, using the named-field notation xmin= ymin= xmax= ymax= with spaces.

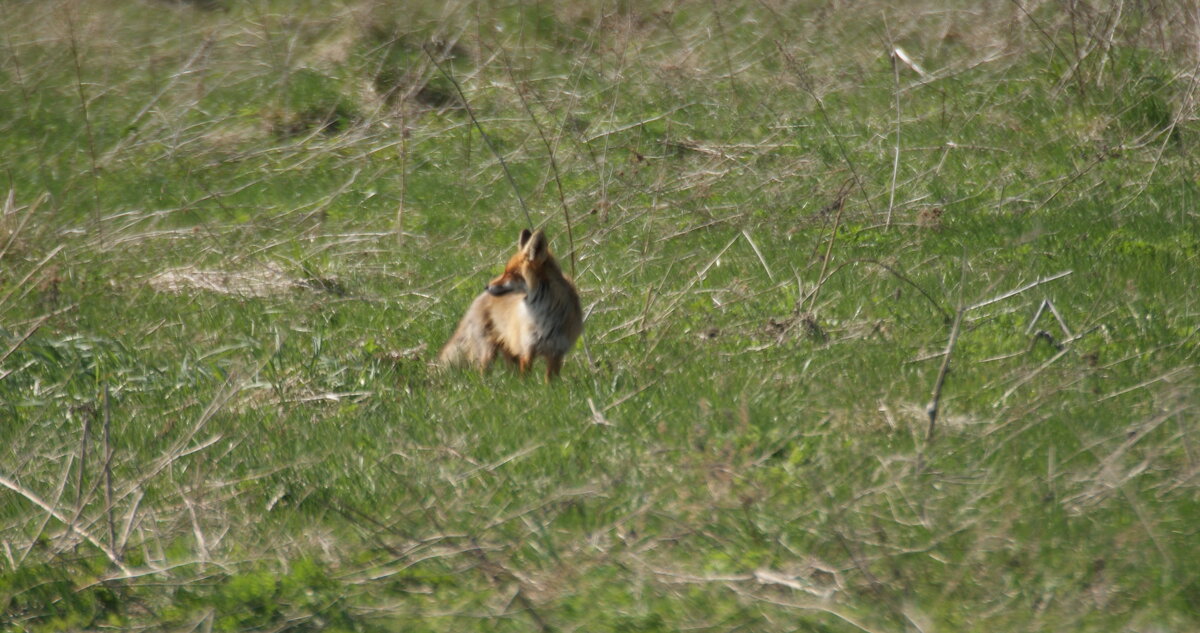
xmin=804 ymin=180 xmax=851 ymax=313
xmin=65 ymin=4 xmax=102 ymax=241
xmin=0 ymin=473 xmax=131 ymax=574
xmin=887 ymin=34 xmax=902 ymax=230
xmin=776 ymin=42 xmax=878 ymax=218
xmin=423 ymin=44 xmax=533 ymax=229
xmin=498 ymin=49 xmax=576 ymax=277
xmin=927 ymin=306 xmax=963 ymax=442
xmin=103 ymin=383 xmax=117 ymax=559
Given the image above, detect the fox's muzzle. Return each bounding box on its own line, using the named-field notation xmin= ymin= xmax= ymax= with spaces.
xmin=486 ymin=283 xmax=516 ymax=296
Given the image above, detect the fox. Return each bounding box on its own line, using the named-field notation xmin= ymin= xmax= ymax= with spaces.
xmin=439 ymin=228 xmax=583 ymax=381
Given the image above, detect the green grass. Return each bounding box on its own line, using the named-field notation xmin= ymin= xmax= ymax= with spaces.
xmin=2 ymin=1 xmax=1198 ymax=631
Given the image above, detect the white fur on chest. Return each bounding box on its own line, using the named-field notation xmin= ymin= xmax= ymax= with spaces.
xmin=521 ymin=292 xmax=566 ymax=353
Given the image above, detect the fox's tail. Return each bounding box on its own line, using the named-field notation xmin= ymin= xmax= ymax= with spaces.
xmin=438 ymin=298 xmax=491 ymax=369
xmin=438 ymin=333 xmax=468 ymax=367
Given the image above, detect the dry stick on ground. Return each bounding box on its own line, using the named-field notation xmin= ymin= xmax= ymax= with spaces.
xmin=423 ymin=44 xmax=533 ymax=229
xmin=102 ymin=34 xmax=215 ymax=164
xmin=1009 ymin=0 xmax=1082 ymax=97
xmin=102 ymin=383 xmax=117 ymax=559
xmin=497 ymin=49 xmax=576 ymax=277
xmin=926 ymin=252 xmax=970 ymax=443
xmin=0 ymin=305 xmax=76 ymax=380
xmin=396 ymin=103 xmax=409 ymax=242
xmin=17 ymin=454 xmax=75 ymax=567
xmin=0 ymin=244 xmax=64 ymax=309
xmin=776 ymin=42 xmax=878 ymax=218
xmin=1113 ymin=54 xmax=1200 ymax=215
xmin=885 ymin=18 xmax=902 ymax=230
xmin=787 ymin=179 xmax=852 ymax=336
xmin=0 ymin=191 xmax=46 ymax=261
xmin=0 ymin=474 xmax=132 ymax=575
xmin=926 ymin=306 xmax=964 ymax=443
xmin=395 ymin=477 xmax=555 ymax=632
xmin=70 ymin=405 xmax=93 ymax=549
xmin=112 ymin=372 xmax=241 ymax=505
xmin=930 ymin=269 xmax=1075 ymax=437
xmin=818 ymin=258 xmax=950 ymax=322
xmin=64 ymin=5 xmax=101 ymax=241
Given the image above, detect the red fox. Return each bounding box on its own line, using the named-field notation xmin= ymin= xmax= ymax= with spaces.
xmin=439 ymin=229 xmax=583 ymax=381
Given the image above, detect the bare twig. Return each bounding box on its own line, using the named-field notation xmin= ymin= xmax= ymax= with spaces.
xmin=885 ymin=19 xmax=903 ymax=229
xmin=968 ymin=270 xmax=1072 ymax=312
xmin=0 ymin=473 xmax=131 ymax=574
xmin=72 ymin=405 xmax=93 ymax=541
xmin=1114 ymin=53 xmax=1200 ymax=214
xmin=102 ymin=383 xmax=117 ymax=559
xmin=776 ymin=42 xmax=878 ymax=217
xmin=1026 ymin=299 xmax=1072 ymax=338
xmin=65 ymin=4 xmax=102 ymax=240
xmin=102 ymin=34 xmax=216 ymax=163
xmin=1097 ymin=367 xmax=1191 ymax=403
xmin=1009 ymin=0 xmax=1076 ymax=78
xmin=0 ymin=244 xmax=64 ymax=309
xmin=652 ymin=233 xmax=740 ymax=325
xmin=927 ymin=256 xmax=968 ymax=442
xmin=725 ymin=584 xmax=889 ymax=633
xmin=1000 ymin=345 xmax=1069 ymax=404
xmin=583 ymin=103 xmax=695 ymax=143
xmin=824 ymin=258 xmax=950 ymax=321
xmin=0 ymin=304 xmax=76 ymax=376
xmin=393 ymin=476 xmax=556 ymax=632
xmin=0 ymin=191 xmax=46 ymax=261
xmin=17 ymin=454 xmax=75 ymax=566
xmin=423 ymin=44 xmax=533 ymax=229
xmin=742 ymin=229 xmax=773 ymax=281
xmin=396 ymin=104 xmax=408 ymax=242
xmin=499 ymin=49 xmax=577 ymax=277
xmin=802 ymin=179 xmax=852 ymax=313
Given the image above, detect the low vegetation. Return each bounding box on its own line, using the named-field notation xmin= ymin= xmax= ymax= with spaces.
xmin=1 ymin=1 xmax=1197 ymax=631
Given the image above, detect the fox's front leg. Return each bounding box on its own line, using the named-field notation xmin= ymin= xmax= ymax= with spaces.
xmin=518 ymin=354 xmax=534 ymax=376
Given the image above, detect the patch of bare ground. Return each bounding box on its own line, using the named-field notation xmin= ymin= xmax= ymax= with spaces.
xmin=148 ymin=262 xmax=341 ymax=298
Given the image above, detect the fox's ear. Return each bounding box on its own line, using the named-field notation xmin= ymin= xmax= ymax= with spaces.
xmin=518 ymin=228 xmax=533 ymax=249
xmin=523 ymin=229 xmax=548 ymax=262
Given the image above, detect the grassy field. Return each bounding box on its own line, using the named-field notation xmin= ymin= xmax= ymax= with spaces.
xmin=1 ymin=1 xmax=1198 ymax=631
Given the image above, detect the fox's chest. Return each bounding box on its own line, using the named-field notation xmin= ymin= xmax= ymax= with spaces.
xmin=519 ymin=294 xmax=572 ymax=348
xmin=519 ymin=299 xmax=552 ymax=338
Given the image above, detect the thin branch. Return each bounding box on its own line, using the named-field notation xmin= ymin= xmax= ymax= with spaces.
xmin=927 ymin=306 xmax=963 ymax=443
xmin=807 ymin=258 xmax=950 ymax=322
xmin=885 ymin=17 xmax=903 ymax=229
xmin=0 ymin=304 xmax=76 ymax=374
xmin=803 ymin=179 xmax=852 ymax=313
xmin=968 ymin=270 xmax=1072 ymax=312
xmin=102 ymin=383 xmax=117 ymax=559
xmin=422 ymin=44 xmax=533 ymax=228
xmin=928 ymin=254 xmax=969 ymax=442
xmin=776 ymin=42 xmax=878 ymax=218
xmin=582 ymin=103 xmax=695 ymax=143
xmin=65 ymin=4 xmax=102 ymax=240
xmin=0 ymin=473 xmax=131 ymax=574
xmin=499 ymin=49 xmax=577 ymax=277
xmin=742 ymin=229 xmax=773 ymax=281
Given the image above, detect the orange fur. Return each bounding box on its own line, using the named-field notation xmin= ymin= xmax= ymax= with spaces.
xmin=439 ymin=229 xmax=583 ymax=381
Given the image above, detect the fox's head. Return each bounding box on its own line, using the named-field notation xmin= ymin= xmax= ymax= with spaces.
xmin=486 ymin=228 xmax=553 ymax=296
